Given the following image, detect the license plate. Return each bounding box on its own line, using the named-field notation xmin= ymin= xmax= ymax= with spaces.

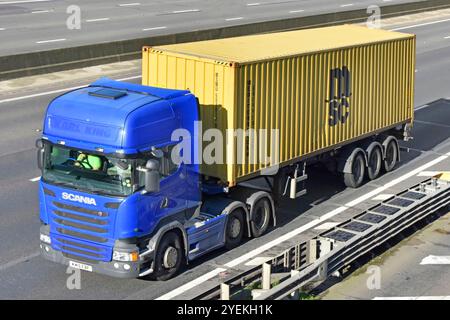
xmin=69 ymin=260 xmax=93 ymax=272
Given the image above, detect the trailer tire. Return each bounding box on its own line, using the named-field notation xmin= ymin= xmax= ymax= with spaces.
xmin=151 ymin=231 xmax=184 ymax=281
xmin=383 ymin=138 xmax=398 ymax=173
xmin=225 ymin=209 xmax=245 ymax=250
xmin=343 ymin=152 xmax=366 ymax=188
xmin=367 ymin=146 xmax=382 ymax=180
xmin=250 ymin=198 xmax=271 ymax=238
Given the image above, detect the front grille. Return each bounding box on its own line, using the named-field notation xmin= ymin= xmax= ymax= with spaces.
xmin=53 ymin=235 xmax=112 ymax=263
xmin=50 ymin=201 xmax=115 ymax=262
xmin=53 ymin=201 xmax=108 ymax=217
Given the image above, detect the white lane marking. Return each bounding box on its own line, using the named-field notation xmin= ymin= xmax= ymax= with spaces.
xmin=372 ymin=194 xmax=393 ymax=201
xmin=390 ymin=18 xmax=450 ymax=31
xmin=36 ymin=38 xmax=66 ymax=44
xmin=157 ymin=153 xmax=450 ymax=299
xmin=171 ymin=9 xmax=200 ymax=14
xmin=0 ymin=28 xmax=5 ymax=31
xmin=415 ymin=104 xmax=429 ymax=111
xmin=340 ymin=4 xmax=354 ymax=7
xmin=29 ymin=176 xmax=41 ymax=182
xmin=289 ymin=9 xmax=305 ymax=13
xmin=86 ymin=18 xmax=110 ymax=22
xmin=32 ymin=10 xmax=52 ymax=13
xmin=245 ymin=257 xmax=272 ymax=266
xmin=445 ymin=36 xmax=450 ymax=39
xmin=0 ymin=251 xmax=40 ymax=271
xmin=0 ymin=0 xmax=51 ymax=4
xmin=0 ymin=75 xmax=141 ymax=104
xmin=118 ymin=2 xmax=140 ymax=6
xmin=417 ymin=171 xmax=441 ymax=177
xmin=374 ymin=296 xmax=450 ymax=300
xmin=225 ymin=17 xmax=244 ymax=21
xmin=155 ymin=268 xmax=226 ymax=300
xmin=314 ymin=222 xmax=339 ymax=230
xmin=142 ymin=26 xmax=167 ymax=31
xmin=247 ymin=2 xmax=261 ymax=6
xmin=420 ymin=255 xmax=450 ymax=265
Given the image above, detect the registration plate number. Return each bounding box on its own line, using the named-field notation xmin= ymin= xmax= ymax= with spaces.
xmin=69 ymin=260 xmax=93 ymax=272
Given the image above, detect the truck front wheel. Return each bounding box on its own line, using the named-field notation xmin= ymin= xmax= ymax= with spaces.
xmin=225 ymin=209 xmax=245 ymax=249
xmin=152 ymin=231 xmax=184 ymax=281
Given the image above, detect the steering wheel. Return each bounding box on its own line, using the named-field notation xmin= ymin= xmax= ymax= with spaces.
xmin=67 ymin=157 xmax=92 ymax=169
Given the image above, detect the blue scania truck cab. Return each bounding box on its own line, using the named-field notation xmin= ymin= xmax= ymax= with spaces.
xmin=37 ymin=78 xmax=276 ymax=280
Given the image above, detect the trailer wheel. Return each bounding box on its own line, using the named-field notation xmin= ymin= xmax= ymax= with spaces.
xmin=383 ymin=139 xmax=398 ymax=172
xmin=151 ymin=231 xmax=184 ymax=281
xmin=343 ymin=152 xmax=366 ymax=188
xmin=250 ymin=198 xmax=271 ymax=238
xmin=225 ymin=209 xmax=245 ymax=249
xmin=367 ymin=147 xmax=382 ymax=180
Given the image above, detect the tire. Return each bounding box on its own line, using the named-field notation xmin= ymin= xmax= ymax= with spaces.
xmin=367 ymin=147 xmax=382 ymax=180
xmin=250 ymin=198 xmax=271 ymax=238
xmin=343 ymin=152 xmax=366 ymax=188
xmin=151 ymin=231 xmax=184 ymax=281
xmin=383 ymin=138 xmax=398 ymax=173
xmin=225 ymin=209 xmax=245 ymax=250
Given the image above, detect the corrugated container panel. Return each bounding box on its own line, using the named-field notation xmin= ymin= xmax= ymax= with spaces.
xmin=142 ymin=25 xmax=416 ymax=186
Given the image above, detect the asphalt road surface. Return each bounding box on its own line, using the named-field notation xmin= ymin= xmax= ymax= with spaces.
xmin=0 ymin=12 xmax=449 ymax=299
xmin=0 ymin=0 xmax=423 ymax=56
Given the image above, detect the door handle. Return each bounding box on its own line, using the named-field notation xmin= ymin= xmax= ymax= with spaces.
xmin=160 ymin=197 xmax=169 ymax=208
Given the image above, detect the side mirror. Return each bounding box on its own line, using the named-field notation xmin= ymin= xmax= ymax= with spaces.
xmin=36 ymin=139 xmax=44 ymax=170
xmin=144 ymin=159 xmax=160 ymax=193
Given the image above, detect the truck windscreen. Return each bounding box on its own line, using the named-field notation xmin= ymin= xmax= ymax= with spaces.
xmin=42 ymin=144 xmax=134 ymax=197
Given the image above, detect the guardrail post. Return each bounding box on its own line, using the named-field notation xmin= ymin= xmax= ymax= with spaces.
xmin=306 ymin=239 xmax=317 ymax=264
xmin=220 ymin=283 xmax=230 ymax=300
xmin=262 ymin=262 xmax=272 ymax=290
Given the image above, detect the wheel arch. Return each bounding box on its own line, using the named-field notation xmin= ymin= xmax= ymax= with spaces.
xmin=381 ymin=135 xmax=401 ymax=162
xmin=337 ymin=147 xmax=368 ymax=174
xmin=148 ymin=221 xmax=189 ymax=264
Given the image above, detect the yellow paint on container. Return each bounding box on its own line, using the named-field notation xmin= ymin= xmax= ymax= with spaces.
xmin=142 ymin=25 xmax=416 ymax=186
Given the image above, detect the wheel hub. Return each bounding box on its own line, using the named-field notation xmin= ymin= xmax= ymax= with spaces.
xmin=163 ymin=246 xmax=178 ymax=269
xmin=230 ymin=217 xmax=241 ymax=238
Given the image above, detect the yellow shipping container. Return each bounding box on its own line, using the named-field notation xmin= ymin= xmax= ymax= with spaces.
xmin=142 ymin=25 xmax=416 ymax=186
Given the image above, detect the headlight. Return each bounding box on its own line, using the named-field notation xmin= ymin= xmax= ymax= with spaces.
xmin=113 ymin=251 xmax=138 ymax=262
xmin=40 ymin=234 xmax=51 ymax=244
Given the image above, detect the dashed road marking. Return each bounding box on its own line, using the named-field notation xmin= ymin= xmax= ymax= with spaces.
xmin=29 ymin=176 xmax=41 ymax=182
xmin=118 ymin=2 xmax=140 ymax=6
xmin=420 ymin=255 xmax=450 ymax=265
xmin=142 ymin=26 xmax=167 ymax=31
xmin=225 ymin=17 xmax=244 ymax=21
xmin=36 ymin=38 xmax=66 ymax=44
xmin=86 ymin=18 xmax=110 ymax=22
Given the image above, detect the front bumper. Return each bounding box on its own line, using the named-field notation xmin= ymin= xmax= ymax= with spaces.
xmin=40 ymin=225 xmax=154 ymax=279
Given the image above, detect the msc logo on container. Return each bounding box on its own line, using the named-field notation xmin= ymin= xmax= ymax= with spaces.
xmin=327 ymin=66 xmax=352 ymax=126
xmin=61 ymin=192 xmax=97 ymax=206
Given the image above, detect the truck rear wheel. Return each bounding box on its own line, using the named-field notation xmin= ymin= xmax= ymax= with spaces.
xmin=383 ymin=138 xmax=398 ymax=172
xmin=225 ymin=209 xmax=245 ymax=250
xmin=367 ymin=147 xmax=382 ymax=180
xmin=151 ymin=231 xmax=184 ymax=281
xmin=344 ymin=152 xmax=366 ymax=188
xmin=250 ymin=198 xmax=271 ymax=238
